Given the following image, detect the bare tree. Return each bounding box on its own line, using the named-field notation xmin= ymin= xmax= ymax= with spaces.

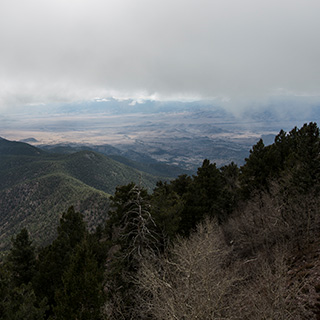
xmin=104 ymin=183 xmax=159 ymax=320
xmin=119 ymin=184 xmax=158 ymax=260
xmin=223 ymin=181 xmax=320 ymax=259
xmin=229 ymin=245 xmax=310 ymax=319
xmin=136 ymin=212 xmax=313 ymax=319
xmin=222 ymin=182 xmax=317 ymax=319
xmin=135 ymin=218 xmax=238 ymax=320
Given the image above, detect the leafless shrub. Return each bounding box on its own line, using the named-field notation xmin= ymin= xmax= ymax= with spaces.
xmin=223 ymin=182 xmax=320 ymax=259
xmin=135 ymin=225 xmax=311 ymax=319
xmin=221 ymin=181 xmax=319 ymax=319
xmin=135 ymin=218 xmax=239 ymax=320
xmin=130 ymin=179 xmax=320 ymax=319
xmin=230 ymin=245 xmax=311 ymax=319
xmin=134 ymin=185 xmax=318 ymax=319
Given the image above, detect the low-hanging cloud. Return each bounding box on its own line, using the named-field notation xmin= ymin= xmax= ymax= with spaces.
xmin=1 ymin=0 xmax=320 ymax=110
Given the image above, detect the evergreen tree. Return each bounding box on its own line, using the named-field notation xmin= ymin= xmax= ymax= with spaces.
xmin=6 ymin=228 xmax=36 ymax=287
xmin=289 ymin=122 xmax=320 ymax=192
xmin=54 ymin=240 xmax=104 ymax=320
xmin=34 ymin=206 xmax=87 ymax=315
xmin=0 ymin=263 xmax=48 ymax=320
xmin=151 ymin=180 xmax=184 ymax=243
xmin=178 ymin=159 xmax=226 ymax=235
xmin=220 ymin=162 xmax=240 ymax=192
xmin=1 ymin=283 xmax=47 ymax=320
xmin=240 ymin=139 xmax=272 ymax=197
xmin=57 ymin=206 xmax=87 ymax=249
xmin=220 ymin=161 xmax=240 ymax=214
xmin=240 ymin=122 xmax=320 ymax=198
xmin=0 ymin=265 xmax=10 ymax=318
xmin=170 ymin=174 xmax=193 ymax=197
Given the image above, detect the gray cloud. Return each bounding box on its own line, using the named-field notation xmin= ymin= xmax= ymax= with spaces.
xmin=1 ymin=0 xmax=320 ymax=110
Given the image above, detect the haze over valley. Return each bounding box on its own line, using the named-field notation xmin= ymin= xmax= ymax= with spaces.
xmin=2 ymin=98 xmax=320 ymax=171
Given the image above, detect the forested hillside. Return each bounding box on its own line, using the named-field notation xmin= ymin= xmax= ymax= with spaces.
xmin=0 ymin=139 xmax=162 ymax=249
xmin=40 ymin=143 xmax=194 ymax=178
xmin=1 ymin=123 xmax=320 ymax=319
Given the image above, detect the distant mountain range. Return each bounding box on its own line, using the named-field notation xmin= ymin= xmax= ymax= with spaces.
xmin=0 ymin=138 xmax=184 ymax=250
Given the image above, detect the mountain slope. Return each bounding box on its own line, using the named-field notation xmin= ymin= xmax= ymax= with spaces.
xmin=0 ymin=173 xmax=109 ymax=250
xmin=60 ymin=150 xmax=162 ymax=193
xmin=40 ymin=143 xmax=193 ymax=177
xmin=0 ymin=137 xmax=44 ymax=156
xmin=0 ymin=138 xmax=162 ymax=194
xmin=0 ymin=138 xmax=164 ymax=250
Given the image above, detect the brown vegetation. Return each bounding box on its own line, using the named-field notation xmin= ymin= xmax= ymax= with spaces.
xmin=135 ymin=183 xmax=320 ymax=319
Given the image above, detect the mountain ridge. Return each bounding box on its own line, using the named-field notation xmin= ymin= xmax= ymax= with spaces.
xmin=0 ymin=138 xmax=168 ymax=250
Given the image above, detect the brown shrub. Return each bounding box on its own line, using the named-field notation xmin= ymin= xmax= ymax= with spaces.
xmin=133 ymin=182 xmax=319 ymax=319
xmin=135 ymin=219 xmax=238 ymax=320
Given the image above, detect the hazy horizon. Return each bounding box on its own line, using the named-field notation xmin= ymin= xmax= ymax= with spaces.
xmin=1 ymin=98 xmax=318 ymax=146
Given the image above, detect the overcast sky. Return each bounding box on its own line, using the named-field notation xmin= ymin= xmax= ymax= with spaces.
xmin=1 ymin=0 xmax=320 ymax=111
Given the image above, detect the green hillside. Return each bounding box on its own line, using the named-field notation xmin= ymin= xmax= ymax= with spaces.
xmin=40 ymin=143 xmax=193 ymax=177
xmin=0 ymin=138 xmax=163 ymax=249
xmin=60 ymin=150 xmax=161 ymax=193
xmin=0 ymin=173 xmax=109 ymax=249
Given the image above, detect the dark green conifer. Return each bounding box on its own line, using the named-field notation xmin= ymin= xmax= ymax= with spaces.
xmin=151 ymin=180 xmax=184 ymax=242
xmin=2 ymin=283 xmax=47 ymax=320
xmin=7 ymin=228 xmax=36 ymax=287
xmin=34 ymin=206 xmax=87 ymax=314
xmin=178 ymin=159 xmax=226 ymax=235
xmin=54 ymin=240 xmax=104 ymax=320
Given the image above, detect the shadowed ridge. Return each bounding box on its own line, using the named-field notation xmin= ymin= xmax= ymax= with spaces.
xmin=0 ymin=138 xmax=45 ymax=156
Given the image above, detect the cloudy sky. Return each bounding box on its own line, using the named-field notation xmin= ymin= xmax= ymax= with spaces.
xmin=1 ymin=0 xmax=320 ymax=110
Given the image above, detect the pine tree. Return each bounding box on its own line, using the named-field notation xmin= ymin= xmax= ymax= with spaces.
xmin=178 ymin=159 xmax=226 ymax=235
xmin=151 ymin=180 xmax=184 ymax=243
xmin=34 ymin=206 xmax=87 ymax=314
xmin=54 ymin=240 xmax=104 ymax=320
xmin=0 ymin=265 xmax=10 ymax=318
xmin=6 ymin=228 xmax=36 ymax=287
xmin=1 ymin=283 xmax=47 ymax=320
xmin=1 ymin=262 xmax=48 ymax=320
xmin=240 ymin=139 xmax=270 ymax=197
xmin=289 ymin=122 xmax=320 ymax=192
